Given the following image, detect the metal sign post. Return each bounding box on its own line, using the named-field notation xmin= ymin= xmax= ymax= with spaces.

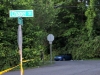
xmin=47 ymin=34 xmax=54 ymax=63
xmin=9 ymin=10 xmax=34 ymax=75
xmin=50 ymin=42 xmax=52 ymax=63
xmin=18 ymin=18 xmax=23 ymax=75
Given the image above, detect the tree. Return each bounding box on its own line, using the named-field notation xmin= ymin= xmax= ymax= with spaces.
xmin=52 ymin=0 xmax=86 ymax=52
xmin=0 ymin=0 xmax=57 ymax=70
xmin=0 ymin=0 xmax=35 ymax=70
xmin=51 ymin=0 xmax=100 ymax=59
xmin=85 ymin=0 xmax=96 ymax=38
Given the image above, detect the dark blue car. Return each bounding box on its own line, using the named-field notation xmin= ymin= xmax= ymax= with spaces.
xmin=54 ymin=54 xmax=72 ymax=61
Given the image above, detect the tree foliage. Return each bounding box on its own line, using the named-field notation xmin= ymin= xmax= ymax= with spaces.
xmin=52 ymin=0 xmax=100 ymax=59
xmin=0 ymin=0 xmax=56 ymax=71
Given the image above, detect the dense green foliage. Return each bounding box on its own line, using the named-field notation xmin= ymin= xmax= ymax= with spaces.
xmin=53 ymin=0 xmax=100 ymax=59
xmin=0 ymin=0 xmax=100 ymax=71
xmin=0 ymin=0 xmax=56 ymax=71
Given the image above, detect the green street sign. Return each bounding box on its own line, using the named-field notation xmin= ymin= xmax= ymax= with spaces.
xmin=9 ymin=10 xmax=34 ymax=17
xmin=18 ymin=17 xmax=23 ymax=25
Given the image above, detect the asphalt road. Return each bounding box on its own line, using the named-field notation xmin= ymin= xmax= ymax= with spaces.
xmin=3 ymin=60 xmax=100 ymax=75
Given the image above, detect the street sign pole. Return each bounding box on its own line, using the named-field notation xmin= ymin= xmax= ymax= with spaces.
xmin=19 ymin=45 xmax=23 ymax=75
xmin=50 ymin=42 xmax=52 ymax=63
xmin=18 ymin=18 xmax=23 ymax=75
xmin=9 ymin=10 xmax=34 ymax=75
xmin=47 ymin=34 xmax=54 ymax=64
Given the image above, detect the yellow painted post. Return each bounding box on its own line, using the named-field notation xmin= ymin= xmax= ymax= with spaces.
xmin=19 ymin=50 xmax=23 ymax=75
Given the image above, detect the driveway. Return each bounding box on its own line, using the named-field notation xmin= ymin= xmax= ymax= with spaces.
xmin=3 ymin=60 xmax=100 ymax=75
